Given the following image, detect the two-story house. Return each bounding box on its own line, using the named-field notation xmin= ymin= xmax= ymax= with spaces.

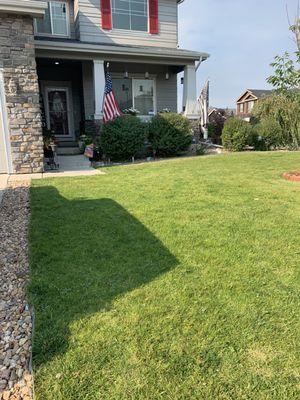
xmin=0 ymin=0 xmax=209 ymax=174
xmin=236 ymin=89 xmax=273 ymax=121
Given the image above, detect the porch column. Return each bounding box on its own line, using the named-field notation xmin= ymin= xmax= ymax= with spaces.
xmin=93 ymin=60 xmax=105 ymax=120
xmin=183 ymin=64 xmax=198 ymax=118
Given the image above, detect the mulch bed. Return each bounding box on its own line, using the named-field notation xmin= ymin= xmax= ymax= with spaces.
xmin=282 ymin=171 xmax=300 ymax=182
xmin=0 ymin=185 xmax=33 ymax=400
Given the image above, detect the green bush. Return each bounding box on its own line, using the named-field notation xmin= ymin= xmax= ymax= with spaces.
xmin=148 ymin=113 xmax=192 ymax=156
xmin=254 ymin=117 xmax=284 ymax=150
xmin=101 ymin=115 xmax=146 ymax=161
xmin=222 ymin=117 xmax=254 ymax=151
xmin=252 ymin=94 xmax=300 ymax=149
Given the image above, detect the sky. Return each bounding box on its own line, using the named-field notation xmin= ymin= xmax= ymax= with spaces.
xmin=178 ymin=0 xmax=299 ymax=108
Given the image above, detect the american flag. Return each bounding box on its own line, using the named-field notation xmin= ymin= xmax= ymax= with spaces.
xmin=198 ymin=80 xmax=209 ymax=127
xmin=103 ymin=71 xmax=121 ymax=123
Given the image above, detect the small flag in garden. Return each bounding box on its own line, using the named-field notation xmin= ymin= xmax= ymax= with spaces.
xmin=103 ymin=71 xmax=121 ymax=123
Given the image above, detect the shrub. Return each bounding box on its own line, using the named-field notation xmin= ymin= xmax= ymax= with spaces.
xmin=148 ymin=113 xmax=192 ymax=156
xmin=101 ymin=115 xmax=146 ymax=161
xmin=222 ymin=117 xmax=254 ymax=151
xmin=254 ymin=117 xmax=284 ymax=150
xmin=252 ymin=94 xmax=300 ymax=149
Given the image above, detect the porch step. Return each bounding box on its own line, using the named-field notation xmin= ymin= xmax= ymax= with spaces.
xmin=58 ymin=141 xmax=78 ymax=148
xmin=57 ymin=147 xmax=81 ymax=155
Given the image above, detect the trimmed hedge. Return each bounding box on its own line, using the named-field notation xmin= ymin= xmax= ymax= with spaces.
xmin=148 ymin=113 xmax=192 ymax=156
xmin=222 ymin=118 xmax=254 ymax=151
xmin=101 ymin=115 xmax=146 ymax=161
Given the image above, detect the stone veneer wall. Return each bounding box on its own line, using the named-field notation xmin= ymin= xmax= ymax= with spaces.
xmin=0 ymin=13 xmax=43 ymax=173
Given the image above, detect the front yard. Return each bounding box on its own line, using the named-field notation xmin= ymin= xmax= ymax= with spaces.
xmin=29 ymin=152 xmax=300 ymax=399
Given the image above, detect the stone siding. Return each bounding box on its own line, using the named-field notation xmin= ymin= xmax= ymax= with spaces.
xmin=0 ymin=13 xmax=43 ymax=174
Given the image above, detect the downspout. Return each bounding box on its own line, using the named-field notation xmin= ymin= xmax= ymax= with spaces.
xmin=0 ymin=69 xmax=13 ymax=174
xmin=196 ymin=56 xmax=203 ymax=71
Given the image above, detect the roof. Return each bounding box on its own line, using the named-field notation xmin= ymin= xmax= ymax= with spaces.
xmin=236 ymin=89 xmax=274 ymax=103
xmin=248 ymin=89 xmax=274 ymax=99
xmin=35 ymin=38 xmax=209 ymax=64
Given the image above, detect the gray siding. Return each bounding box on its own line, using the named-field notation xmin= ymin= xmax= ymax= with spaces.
xmin=81 ymin=61 xmax=177 ymax=116
xmin=156 ymin=73 xmax=177 ymax=112
xmin=82 ymin=61 xmax=94 ymax=118
xmin=77 ymin=0 xmax=178 ymax=48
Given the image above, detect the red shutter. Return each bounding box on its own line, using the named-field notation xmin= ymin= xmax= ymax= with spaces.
xmin=101 ymin=0 xmax=112 ymax=30
xmin=149 ymin=0 xmax=158 ymax=34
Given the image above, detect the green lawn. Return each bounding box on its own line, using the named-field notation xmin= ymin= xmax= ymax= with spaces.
xmin=29 ymin=152 xmax=300 ymax=399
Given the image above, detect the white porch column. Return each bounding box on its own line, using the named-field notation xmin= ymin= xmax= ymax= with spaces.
xmin=183 ymin=64 xmax=198 ymax=118
xmin=93 ymin=60 xmax=105 ymax=120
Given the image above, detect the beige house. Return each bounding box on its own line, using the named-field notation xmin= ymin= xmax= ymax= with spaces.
xmin=0 ymin=0 xmax=209 ymax=174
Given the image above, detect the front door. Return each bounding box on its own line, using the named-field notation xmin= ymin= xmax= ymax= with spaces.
xmin=45 ymin=86 xmax=73 ymax=139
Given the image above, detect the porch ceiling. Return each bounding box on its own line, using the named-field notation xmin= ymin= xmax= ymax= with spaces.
xmin=34 ymin=39 xmax=209 ymax=66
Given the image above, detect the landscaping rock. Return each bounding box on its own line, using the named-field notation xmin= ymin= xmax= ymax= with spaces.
xmin=0 ymin=185 xmax=33 ymax=400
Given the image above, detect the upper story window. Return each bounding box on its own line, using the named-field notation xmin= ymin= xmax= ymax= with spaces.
xmin=112 ymin=0 xmax=148 ymax=31
xmin=35 ymin=1 xmax=69 ymax=37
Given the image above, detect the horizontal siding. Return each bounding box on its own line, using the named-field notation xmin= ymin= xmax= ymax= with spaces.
xmin=82 ymin=61 xmax=177 ymax=116
xmin=156 ymin=74 xmax=177 ymax=112
xmin=77 ymin=0 xmax=178 ymax=48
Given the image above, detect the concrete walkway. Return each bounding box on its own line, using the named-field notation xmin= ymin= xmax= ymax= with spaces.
xmin=8 ymin=155 xmax=104 ymax=184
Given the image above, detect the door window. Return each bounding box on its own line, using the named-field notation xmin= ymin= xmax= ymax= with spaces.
xmin=47 ymin=90 xmax=69 ymax=135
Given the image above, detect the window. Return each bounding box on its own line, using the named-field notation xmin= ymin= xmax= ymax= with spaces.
xmin=112 ymin=0 xmax=148 ymax=31
xmin=239 ymin=103 xmax=244 ymax=113
xmin=35 ymin=1 xmax=69 ymax=36
xmin=248 ymin=101 xmax=254 ymax=112
xmin=113 ymin=77 xmax=155 ymax=115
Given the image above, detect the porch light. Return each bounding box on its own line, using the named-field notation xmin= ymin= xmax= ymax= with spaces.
xmin=181 ymin=77 xmax=184 ymax=84
xmin=124 ymin=71 xmax=129 ymax=79
xmin=55 ymin=61 xmax=60 ymax=65
xmin=145 ymin=71 xmax=149 ymax=79
xmin=165 ymin=72 xmax=170 ymax=80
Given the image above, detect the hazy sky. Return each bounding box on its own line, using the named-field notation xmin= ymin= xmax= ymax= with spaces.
xmin=178 ymin=0 xmax=299 ymax=108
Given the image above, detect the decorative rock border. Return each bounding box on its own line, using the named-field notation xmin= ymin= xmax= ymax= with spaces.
xmin=0 ymin=184 xmax=33 ymax=400
xmin=282 ymin=171 xmax=300 ymax=182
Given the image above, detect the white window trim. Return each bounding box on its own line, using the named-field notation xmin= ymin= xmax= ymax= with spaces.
xmin=111 ymin=0 xmax=149 ymax=33
xmin=111 ymin=73 xmax=157 ymax=117
xmin=34 ymin=1 xmax=70 ymax=38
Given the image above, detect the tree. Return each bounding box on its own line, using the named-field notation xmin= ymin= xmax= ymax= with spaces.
xmin=267 ymin=2 xmax=300 ymax=94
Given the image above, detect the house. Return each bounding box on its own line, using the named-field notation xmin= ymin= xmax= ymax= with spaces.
xmin=207 ymin=107 xmax=235 ymax=145
xmin=236 ymin=89 xmax=273 ymax=121
xmin=0 ymin=0 xmax=209 ymax=175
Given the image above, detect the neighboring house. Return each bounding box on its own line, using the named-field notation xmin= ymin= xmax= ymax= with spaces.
xmin=208 ymin=107 xmax=235 ymax=145
xmin=0 ymin=0 xmax=209 ymax=174
xmin=236 ymin=89 xmax=273 ymax=121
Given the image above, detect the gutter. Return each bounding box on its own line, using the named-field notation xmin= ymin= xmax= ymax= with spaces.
xmin=35 ymin=40 xmax=210 ymax=63
xmin=0 ymin=0 xmax=47 ymax=18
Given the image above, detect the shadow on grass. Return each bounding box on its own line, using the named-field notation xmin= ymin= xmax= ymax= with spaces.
xmin=29 ymin=186 xmax=178 ymax=366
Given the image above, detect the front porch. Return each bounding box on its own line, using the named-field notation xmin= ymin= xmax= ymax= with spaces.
xmin=37 ymin=57 xmax=199 ymax=148
xmin=35 ymin=40 xmax=208 ymax=153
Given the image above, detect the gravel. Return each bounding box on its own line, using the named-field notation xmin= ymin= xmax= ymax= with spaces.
xmin=0 ymin=184 xmax=33 ymax=400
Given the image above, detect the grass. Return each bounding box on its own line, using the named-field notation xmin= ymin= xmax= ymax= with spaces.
xmin=29 ymin=152 xmax=300 ymax=399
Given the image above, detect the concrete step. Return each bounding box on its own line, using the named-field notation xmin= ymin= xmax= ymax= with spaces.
xmin=57 ymin=147 xmax=81 ymax=155
xmin=58 ymin=141 xmax=78 ymax=148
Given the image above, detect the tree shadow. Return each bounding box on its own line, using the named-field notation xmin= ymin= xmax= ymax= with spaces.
xmin=29 ymin=186 xmax=178 ymax=366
